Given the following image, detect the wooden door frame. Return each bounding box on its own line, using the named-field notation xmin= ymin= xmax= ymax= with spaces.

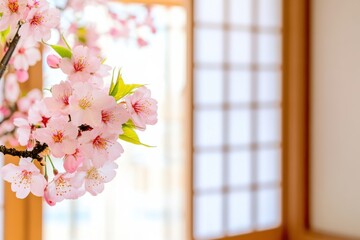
xmin=283 ymin=1 xmax=359 ymax=240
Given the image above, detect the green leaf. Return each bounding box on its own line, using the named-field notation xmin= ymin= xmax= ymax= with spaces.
xmin=109 ymin=68 xmax=116 ymax=95
xmin=109 ymin=69 xmax=143 ymax=101
xmin=0 ymin=26 xmax=10 ymax=44
xmin=119 ymin=125 xmax=154 ymax=147
xmin=50 ymin=44 xmax=72 ymax=58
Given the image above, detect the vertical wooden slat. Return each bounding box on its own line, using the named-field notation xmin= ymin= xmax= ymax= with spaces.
xmin=186 ymin=0 xmax=194 ymax=239
xmin=282 ymin=0 xmax=309 ymax=238
xmin=250 ymin=0 xmax=259 ymax=230
xmin=222 ymin=0 xmax=229 ymax=234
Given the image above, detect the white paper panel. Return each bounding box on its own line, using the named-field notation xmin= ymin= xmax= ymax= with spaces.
xmin=229 ymin=0 xmax=253 ymax=25
xmin=228 ymin=151 xmax=252 ymax=187
xmin=195 ymin=194 xmax=223 ymax=239
xmin=195 ymin=152 xmax=223 ymax=190
xmin=195 ymin=69 xmax=223 ymax=105
xmin=195 ymin=0 xmax=224 ymax=24
xmin=228 ymin=109 xmax=252 ymax=145
xmin=229 ymin=31 xmax=252 ymax=64
xmin=195 ymin=109 xmax=223 ymax=147
xmin=257 ymin=33 xmax=281 ymax=65
xmin=257 ymin=71 xmax=281 ymax=103
xmin=256 ymin=108 xmax=281 ymax=143
xmin=227 ymin=191 xmax=252 ymax=234
xmin=195 ymin=28 xmax=224 ymax=64
xmin=228 ymin=70 xmax=252 ymax=103
xmin=256 ymin=188 xmax=281 ymax=230
xmin=258 ymin=0 xmax=281 ymax=27
xmin=257 ymin=148 xmax=280 ymax=184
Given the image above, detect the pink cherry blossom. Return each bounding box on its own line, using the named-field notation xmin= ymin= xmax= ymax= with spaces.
xmin=13 ymin=117 xmax=33 ymax=147
xmin=27 ymin=100 xmax=51 ymax=127
xmin=88 ymin=63 xmax=111 ymax=88
xmin=72 ymin=24 xmax=100 ymax=50
xmin=44 ymin=173 xmax=85 ymax=206
xmin=0 ymin=158 xmax=47 ymax=198
xmin=125 ymin=87 xmax=158 ymax=130
xmin=4 ymin=73 xmax=20 ymax=102
xmin=100 ymin=99 xmax=129 ymax=135
xmin=0 ymin=0 xmax=28 ymax=31
xmin=72 ymin=160 xmax=117 ymax=196
xmin=68 ymin=0 xmax=107 ymax=12
xmin=63 ymin=148 xmax=84 ymax=173
xmin=17 ymin=88 xmax=42 ymax=112
xmin=34 ymin=116 xmax=78 ymax=158
xmin=16 ymin=69 xmax=29 ymax=82
xmin=79 ymin=128 xmax=123 ymax=166
xmin=43 ymin=81 xmax=72 ymax=115
xmin=137 ymin=37 xmax=148 ymax=48
xmin=109 ymin=20 xmax=130 ymax=39
xmin=12 ymin=38 xmax=41 ymax=70
xmin=19 ymin=5 xmax=60 ymax=42
xmin=59 ymin=45 xmax=103 ymax=83
xmin=69 ymin=82 xmax=113 ymax=127
xmin=46 ymin=54 xmax=61 ymax=69
xmin=26 ymin=0 xmax=48 ymax=9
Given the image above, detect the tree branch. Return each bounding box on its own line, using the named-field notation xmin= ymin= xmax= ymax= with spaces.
xmin=0 ymin=23 xmax=22 ymax=80
xmin=0 ymin=142 xmax=48 ymax=161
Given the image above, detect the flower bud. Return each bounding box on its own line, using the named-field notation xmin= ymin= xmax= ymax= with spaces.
xmin=46 ymin=54 xmax=61 ymax=69
xmin=16 ymin=69 xmax=29 ymax=83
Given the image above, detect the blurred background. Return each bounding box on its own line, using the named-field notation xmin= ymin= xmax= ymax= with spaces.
xmin=1 ymin=0 xmax=360 ymax=240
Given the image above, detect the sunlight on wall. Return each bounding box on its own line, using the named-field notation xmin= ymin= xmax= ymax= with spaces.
xmin=42 ymin=3 xmax=186 ymax=240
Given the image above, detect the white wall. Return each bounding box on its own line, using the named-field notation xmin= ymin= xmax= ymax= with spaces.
xmin=311 ymin=0 xmax=360 ymax=237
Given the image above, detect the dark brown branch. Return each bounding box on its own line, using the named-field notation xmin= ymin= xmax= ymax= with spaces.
xmin=0 ymin=23 xmax=22 ymax=80
xmin=0 ymin=142 xmax=48 ymax=161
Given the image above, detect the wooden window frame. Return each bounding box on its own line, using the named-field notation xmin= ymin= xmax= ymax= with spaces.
xmin=283 ymin=1 xmax=358 ymax=240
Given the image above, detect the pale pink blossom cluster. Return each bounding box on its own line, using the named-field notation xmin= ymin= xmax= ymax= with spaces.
xmin=1 ymin=0 xmax=60 ymax=80
xmin=0 ymin=0 xmax=60 ymax=144
xmin=0 ymin=0 xmax=158 ymax=205
xmin=1 ymin=44 xmax=157 ymax=205
xmin=0 ymin=88 xmax=42 ymax=145
xmin=63 ymin=1 xmax=156 ymax=51
xmin=0 ymin=0 xmax=157 ymax=146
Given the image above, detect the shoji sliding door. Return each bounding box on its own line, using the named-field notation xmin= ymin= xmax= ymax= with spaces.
xmin=191 ymin=0 xmax=283 ymax=239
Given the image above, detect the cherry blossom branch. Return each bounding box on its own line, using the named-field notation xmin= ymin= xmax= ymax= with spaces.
xmin=0 ymin=23 xmax=22 ymax=80
xmin=0 ymin=142 xmax=48 ymax=161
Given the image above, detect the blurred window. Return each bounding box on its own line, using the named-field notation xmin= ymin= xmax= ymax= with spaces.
xmin=42 ymin=2 xmax=186 ymax=240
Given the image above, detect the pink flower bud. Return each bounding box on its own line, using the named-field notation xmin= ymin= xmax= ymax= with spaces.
xmin=46 ymin=54 xmax=61 ymax=69
xmin=16 ymin=70 xmax=29 ymax=83
xmin=137 ymin=37 xmax=148 ymax=47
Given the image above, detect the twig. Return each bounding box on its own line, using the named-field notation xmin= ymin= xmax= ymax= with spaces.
xmin=0 ymin=23 xmax=22 ymax=80
xmin=0 ymin=142 xmax=48 ymax=161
